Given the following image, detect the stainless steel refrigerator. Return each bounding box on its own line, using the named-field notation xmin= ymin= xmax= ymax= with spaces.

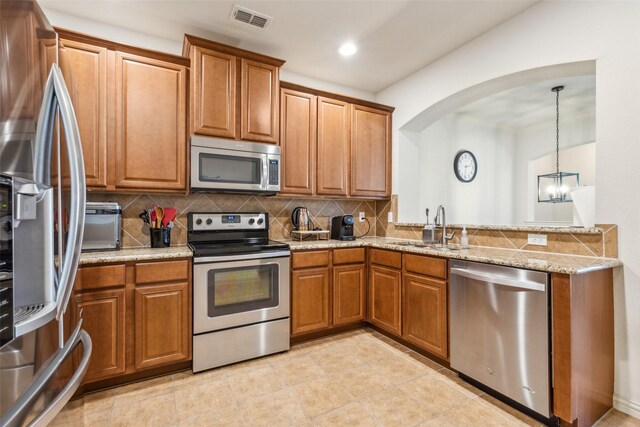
xmin=1 ymin=1 xmax=92 ymax=425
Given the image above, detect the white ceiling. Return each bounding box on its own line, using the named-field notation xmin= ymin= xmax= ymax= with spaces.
xmin=450 ymin=75 xmax=596 ymax=129
xmin=39 ymin=0 xmax=538 ymax=93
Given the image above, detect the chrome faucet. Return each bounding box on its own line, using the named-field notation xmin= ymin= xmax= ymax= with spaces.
xmin=434 ymin=205 xmax=455 ymax=245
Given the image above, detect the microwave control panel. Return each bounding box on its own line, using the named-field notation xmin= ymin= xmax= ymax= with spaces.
xmin=268 ymin=159 xmax=279 ymax=185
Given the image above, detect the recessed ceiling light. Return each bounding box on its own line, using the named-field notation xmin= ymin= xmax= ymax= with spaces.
xmin=339 ymin=42 xmax=357 ymax=57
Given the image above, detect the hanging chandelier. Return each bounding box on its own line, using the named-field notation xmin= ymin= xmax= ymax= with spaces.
xmin=537 ymin=85 xmax=580 ymax=203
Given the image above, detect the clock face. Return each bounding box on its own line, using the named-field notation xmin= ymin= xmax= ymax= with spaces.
xmin=454 ymin=150 xmax=477 ymax=183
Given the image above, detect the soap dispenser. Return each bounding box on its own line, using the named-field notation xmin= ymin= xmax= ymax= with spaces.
xmin=460 ymin=226 xmax=469 ymax=248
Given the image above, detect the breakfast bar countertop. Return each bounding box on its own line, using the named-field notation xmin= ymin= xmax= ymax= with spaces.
xmin=284 ymin=236 xmax=622 ymax=275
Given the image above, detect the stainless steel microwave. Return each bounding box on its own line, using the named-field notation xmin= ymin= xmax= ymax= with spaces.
xmin=190 ymin=136 xmax=280 ymax=195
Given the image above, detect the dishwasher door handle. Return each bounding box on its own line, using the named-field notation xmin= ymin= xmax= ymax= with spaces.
xmin=450 ymin=267 xmax=546 ymax=292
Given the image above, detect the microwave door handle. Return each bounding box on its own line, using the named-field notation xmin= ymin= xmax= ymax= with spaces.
xmin=49 ymin=64 xmax=86 ymax=320
xmin=0 ymin=320 xmax=92 ymax=427
xmin=262 ymin=155 xmax=269 ymax=190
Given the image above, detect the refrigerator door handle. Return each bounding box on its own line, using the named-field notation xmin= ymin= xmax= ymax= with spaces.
xmin=34 ymin=65 xmax=57 ymax=187
xmin=28 ymin=329 xmax=92 ymax=427
xmin=0 ymin=320 xmax=92 ymax=427
xmin=34 ymin=65 xmax=86 ymax=320
xmin=51 ymin=64 xmax=86 ymax=320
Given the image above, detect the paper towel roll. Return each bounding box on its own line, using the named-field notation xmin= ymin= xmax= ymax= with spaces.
xmin=570 ymin=186 xmax=595 ymax=227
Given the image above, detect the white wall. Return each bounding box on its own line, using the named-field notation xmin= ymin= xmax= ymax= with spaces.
xmin=42 ymin=8 xmax=184 ymax=54
xmin=43 ymin=9 xmax=376 ymax=102
xmin=513 ymin=111 xmax=596 ymax=224
xmin=531 ymin=143 xmax=595 ymax=223
xmin=377 ymin=1 xmax=640 ymax=417
xmin=405 ymin=116 xmax=515 ymax=224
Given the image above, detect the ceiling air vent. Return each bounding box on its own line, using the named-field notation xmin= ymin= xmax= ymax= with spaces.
xmin=230 ymin=5 xmax=272 ymax=30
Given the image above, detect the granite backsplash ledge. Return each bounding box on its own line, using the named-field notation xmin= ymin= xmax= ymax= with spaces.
xmin=88 ymin=193 xmax=378 ymax=248
xmin=374 ymin=195 xmax=618 ymax=258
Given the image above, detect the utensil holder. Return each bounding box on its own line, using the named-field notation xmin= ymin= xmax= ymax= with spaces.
xmin=150 ymin=227 xmax=171 ymax=248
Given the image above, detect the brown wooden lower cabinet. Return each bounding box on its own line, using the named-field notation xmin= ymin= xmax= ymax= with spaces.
xmin=402 ymin=272 xmax=448 ymax=359
xmin=73 ymin=288 xmax=126 ymax=383
xmin=291 ymin=267 xmax=331 ymax=335
xmin=368 ymin=264 xmax=402 ymax=336
xmin=333 ymin=264 xmax=366 ymax=325
xmin=134 ymin=282 xmax=190 ymax=370
xmin=291 ymin=249 xmax=366 ymax=337
xmin=72 ymin=258 xmax=191 ymax=387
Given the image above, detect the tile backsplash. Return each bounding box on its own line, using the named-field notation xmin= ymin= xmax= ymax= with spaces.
xmin=88 ymin=193 xmax=377 ymax=248
xmin=91 ymin=191 xmax=618 ymax=259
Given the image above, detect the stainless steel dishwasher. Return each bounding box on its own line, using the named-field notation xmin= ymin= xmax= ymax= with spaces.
xmin=450 ymin=260 xmax=550 ymax=418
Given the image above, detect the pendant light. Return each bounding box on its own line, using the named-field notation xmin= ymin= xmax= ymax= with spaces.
xmin=537 ymin=85 xmax=580 ymax=203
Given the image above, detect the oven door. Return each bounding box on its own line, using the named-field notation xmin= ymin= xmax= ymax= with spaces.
xmin=191 ymin=145 xmax=267 ymax=193
xmin=193 ymin=252 xmax=290 ymax=334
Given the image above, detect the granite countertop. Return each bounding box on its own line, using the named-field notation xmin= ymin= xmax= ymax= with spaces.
xmin=393 ymin=223 xmax=604 ymax=234
xmin=79 ymin=246 xmax=193 ymax=265
xmin=284 ymin=237 xmax=622 ymax=274
xmin=78 ymin=238 xmax=622 ymax=274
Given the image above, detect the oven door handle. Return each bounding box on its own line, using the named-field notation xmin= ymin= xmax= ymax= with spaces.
xmin=193 ymin=251 xmax=290 ymax=264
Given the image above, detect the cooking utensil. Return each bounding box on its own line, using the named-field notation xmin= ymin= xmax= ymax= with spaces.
xmin=154 ymin=206 xmax=164 ymax=228
xmin=139 ymin=211 xmax=150 ymax=224
xmin=162 ymin=207 xmax=176 ymax=228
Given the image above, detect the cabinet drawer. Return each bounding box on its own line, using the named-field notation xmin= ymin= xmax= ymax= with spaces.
xmin=76 ymin=264 xmax=126 ymax=291
xmin=369 ymin=249 xmax=401 ymax=269
xmin=404 ymin=254 xmax=447 ymax=279
xmin=333 ymin=248 xmax=365 ymax=265
xmin=135 ymin=259 xmax=189 ymax=284
xmin=291 ymin=250 xmax=330 ymax=269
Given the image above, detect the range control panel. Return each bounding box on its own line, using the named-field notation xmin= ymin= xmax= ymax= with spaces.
xmin=189 ymin=212 xmax=267 ymax=231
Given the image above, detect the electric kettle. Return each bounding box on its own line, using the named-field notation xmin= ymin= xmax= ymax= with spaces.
xmin=291 ymin=207 xmax=311 ymax=231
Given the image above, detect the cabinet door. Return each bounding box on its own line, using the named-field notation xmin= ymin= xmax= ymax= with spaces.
xmin=333 ymin=264 xmax=366 ymax=325
xmin=368 ymin=265 xmax=401 ymax=336
xmin=351 ymin=105 xmax=391 ymax=197
xmin=291 ymin=267 xmax=331 ymax=336
xmin=317 ymin=97 xmax=350 ymax=196
xmin=134 ymin=282 xmax=190 ymax=370
xmin=280 ymin=88 xmax=316 ymax=195
xmin=240 ymin=59 xmax=279 ymax=143
xmin=0 ymin=8 xmax=39 ymax=121
xmin=113 ymin=52 xmax=187 ymax=191
xmin=74 ymin=288 xmax=126 ymax=383
xmin=403 ymin=273 xmax=448 ymax=359
xmin=192 ymin=47 xmax=236 ymax=138
xmin=59 ymin=39 xmax=108 ymax=188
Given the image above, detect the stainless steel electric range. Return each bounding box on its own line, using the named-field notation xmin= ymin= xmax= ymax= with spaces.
xmin=188 ymin=212 xmax=290 ymax=372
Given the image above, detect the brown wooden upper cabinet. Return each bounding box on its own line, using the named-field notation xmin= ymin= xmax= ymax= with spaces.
xmin=58 ymin=39 xmax=108 ymax=188
xmin=113 ymin=52 xmax=187 ymax=191
xmin=280 ymin=88 xmax=317 ymax=195
xmin=317 ymin=97 xmax=351 ymax=196
xmin=351 ymin=105 xmax=391 ymax=197
xmin=57 ymin=29 xmax=189 ymax=193
xmin=279 ymin=82 xmax=393 ymax=199
xmin=184 ymin=34 xmax=284 ymax=144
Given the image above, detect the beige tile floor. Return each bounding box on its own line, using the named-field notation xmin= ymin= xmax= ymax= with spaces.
xmin=51 ymin=328 xmax=639 ymax=427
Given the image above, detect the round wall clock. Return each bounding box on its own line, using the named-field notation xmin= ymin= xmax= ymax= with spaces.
xmin=454 ymin=150 xmax=477 ymax=183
